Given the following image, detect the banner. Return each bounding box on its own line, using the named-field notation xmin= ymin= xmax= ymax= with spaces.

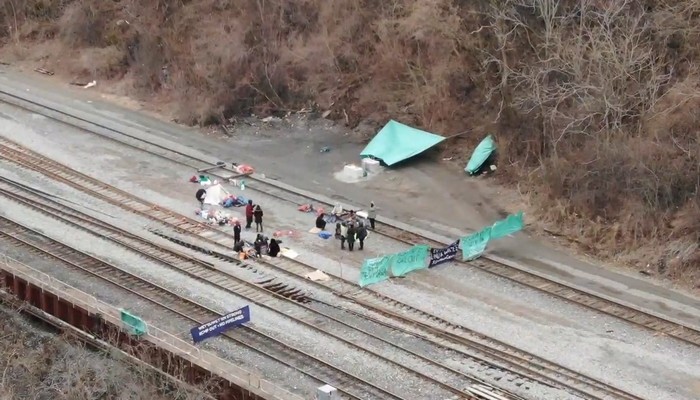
xmin=359 ymin=255 xmax=393 ymax=287
xmin=120 ymin=310 xmax=148 ymax=336
xmin=191 ymin=305 xmax=250 ymax=343
xmin=460 ymin=227 xmax=492 ymax=261
xmin=390 ymin=245 xmax=430 ymax=277
xmin=491 ymin=211 xmax=524 ymax=240
xmin=428 ymin=241 xmax=459 ymax=268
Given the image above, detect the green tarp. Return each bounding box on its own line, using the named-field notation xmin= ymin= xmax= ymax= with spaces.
xmin=460 ymin=227 xmax=492 ymax=261
xmin=359 ymin=255 xmax=393 ymax=287
xmin=491 ymin=212 xmax=524 ymax=239
xmin=120 ymin=310 xmax=148 ymax=336
xmin=390 ymin=245 xmax=430 ymax=277
xmin=361 ymin=120 xmax=446 ymax=166
xmin=465 ymin=135 xmax=496 ymax=175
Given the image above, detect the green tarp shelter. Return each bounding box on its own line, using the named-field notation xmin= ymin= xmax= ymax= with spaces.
xmin=361 ymin=120 xmax=446 ymax=166
xmin=465 ymin=135 xmax=496 ymax=175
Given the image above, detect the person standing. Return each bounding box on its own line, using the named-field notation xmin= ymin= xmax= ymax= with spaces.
xmin=339 ymin=222 xmax=348 ymax=250
xmin=346 ymin=223 xmax=356 ymax=251
xmin=245 ymin=200 xmax=254 ymax=229
xmin=253 ymin=204 xmax=264 ymax=232
xmin=196 ymin=188 xmax=207 ymax=208
xmin=268 ymin=238 xmax=280 ymax=257
xmin=367 ymin=202 xmax=377 ymax=229
xmin=357 ymin=222 xmax=367 ymax=250
xmin=233 ymin=220 xmax=241 ymax=243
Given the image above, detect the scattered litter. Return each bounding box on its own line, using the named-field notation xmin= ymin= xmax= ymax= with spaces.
xmin=261 ymin=116 xmax=281 ymax=123
xmin=280 ymin=248 xmax=299 ymax=259
xmin=442 ymin=157 xmax=454 ymax=161
xmin=34 ymin=68 xmax=54 ymax=76
xmin=298 ymin=204 xmax=316 ymax=213
xmin=361 ymin=158 xmax=382 ymax=174
xmin=198 ymin=175 xmax=212 ymax=185
xmin=335 ymin=164 xmax=366 ymax=183
xmin=320 ymin=146 xmax=331 ymax=153
xmin=83 ymin=80 xmax=97 ymax=89
xmin=235 ymin=164 xmax=255 ymax=174
xmin=273 ymin=230 xmax=298 ymax=238
xmin=0 ymin=61 xmax=10 ymax=66
xmin=322 ymin=110 xmax=332 ymax=118
xmin=305 ymin=270 xmax=330 ymax=282
xmin=318 ymin=231 xmax=333 ymax=239
xmin=309 ymin=227 xmax=322 ymax=234
xmin=116 ymin=19 xmax=130 ymax=26
xmin=356 ymin=211 xmax=368 ymax=219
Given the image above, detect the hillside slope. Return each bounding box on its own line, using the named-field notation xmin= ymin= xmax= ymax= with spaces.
xmin=1 ymin=0 xmax=698 ymax=285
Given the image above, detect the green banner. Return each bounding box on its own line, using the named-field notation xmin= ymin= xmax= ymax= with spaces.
xmin=491 ymin=211 xmax=524 ymax=239
xmin=460 ymin=227 xmax=492 ymax=261
xmin=359 ymin=255 xmax=393 ymax=287
xmin=390 ymin=245 xmax=430 ymax=277
xmin=120 ymin=310 xmax=148 ymax=336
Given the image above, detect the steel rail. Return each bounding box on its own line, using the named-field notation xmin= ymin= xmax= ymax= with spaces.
xmin=0 ymin=216 xmax=406 ymax=400
xmin=0 ymin=139 xmax=644 ymax=400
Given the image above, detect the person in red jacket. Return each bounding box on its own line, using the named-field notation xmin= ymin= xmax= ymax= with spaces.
xmin=245 ymin=200 xmax=254 ymax=229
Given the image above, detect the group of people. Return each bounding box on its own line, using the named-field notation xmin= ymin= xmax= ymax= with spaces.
xmin=245 ymin=199 xmax=264 ymax=232
xmin=335 ymin=220 xmax=368 ymax=251
xmin=232 ymin=232 xmax=280 ymax=258
xmin=198 ymin=185 xmax=380 ymax=256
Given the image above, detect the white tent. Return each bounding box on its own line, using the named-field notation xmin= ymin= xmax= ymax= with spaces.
xmin=203 ymin=184 xmax=230 ymax=205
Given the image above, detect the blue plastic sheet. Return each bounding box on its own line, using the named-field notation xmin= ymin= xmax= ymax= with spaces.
xmin=460 ymin=227 xmax=492 ymax=261
xmin=465 ymin=135 xmax=496 ymax=175
xmin=361 ymin=120 xmax=446 ymax=166
xmin=390 ymin=245 xmax=430 ymax=277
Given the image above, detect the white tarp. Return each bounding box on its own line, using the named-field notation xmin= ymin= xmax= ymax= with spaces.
xmin=203 ymin=184 xmax=230 ymax=205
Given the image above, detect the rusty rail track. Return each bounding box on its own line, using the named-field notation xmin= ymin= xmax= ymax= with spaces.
xmin=1 ymin=92 xmax=690 ymax=351
xmin=0 ymin=137 xmax=646 ymax=400
xmin=0 ymin=178 xmax=499 ymax=400
xmin=0 ymin=215 xmax=408 ymax=400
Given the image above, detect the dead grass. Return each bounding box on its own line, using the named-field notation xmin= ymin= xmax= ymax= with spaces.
xmin=0 ymin=0 xmax=698 ymax=286
xmin=0 ymin=301 xmax=211 ymax=399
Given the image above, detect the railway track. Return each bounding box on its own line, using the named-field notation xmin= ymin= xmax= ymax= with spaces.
xmin=1 ymin=90 xmax=695 ymax=351
xmin=0 ymin=215 xmax=412 ymax=400
xmin=0 ymin=178 xmax=508 ymax=400
xmin=0 ymin=143 xmax=645 ymax=400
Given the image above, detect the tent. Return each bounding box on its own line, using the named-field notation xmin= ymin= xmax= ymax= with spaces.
xmin=203 ymin=184 xmax=230 ymax=205
xmin=465 ymin=135 xmax=496 ymax=175
xmin=360 ymin=120 xmax=446 ymax=166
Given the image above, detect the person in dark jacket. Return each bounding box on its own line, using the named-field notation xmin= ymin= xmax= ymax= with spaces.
xmin=346 ymin=223 xmax=356 ymax=251
xmin=357 ymin=222 xmax=368 ymax=250
xmin=233 ymin=220 xmax=241 ymax=243
xmin=253 ymin=204 xmax=264 ymax=232
xmin=315 ymin=213 xmax=327 ymax=230
xmin=254 ymin=234 xmax=263 ymax=257
xmin=196 ymin=188 xmax=207 ymax=208
xmin=268 ymin=238 xmax=280 ymax=257
xmin=245 ymin=200 xmax=254 ymax=229
xmin=338 ymin=223 xmax=347 ymax=250
xmin=233 ymin=240 xmax=245 ymax=253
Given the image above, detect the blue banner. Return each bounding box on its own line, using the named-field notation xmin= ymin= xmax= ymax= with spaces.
xmin=428 ymin=241 xmax=459 ymax=268
xmin=191 ymin=306 xmax=251 ymax=343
